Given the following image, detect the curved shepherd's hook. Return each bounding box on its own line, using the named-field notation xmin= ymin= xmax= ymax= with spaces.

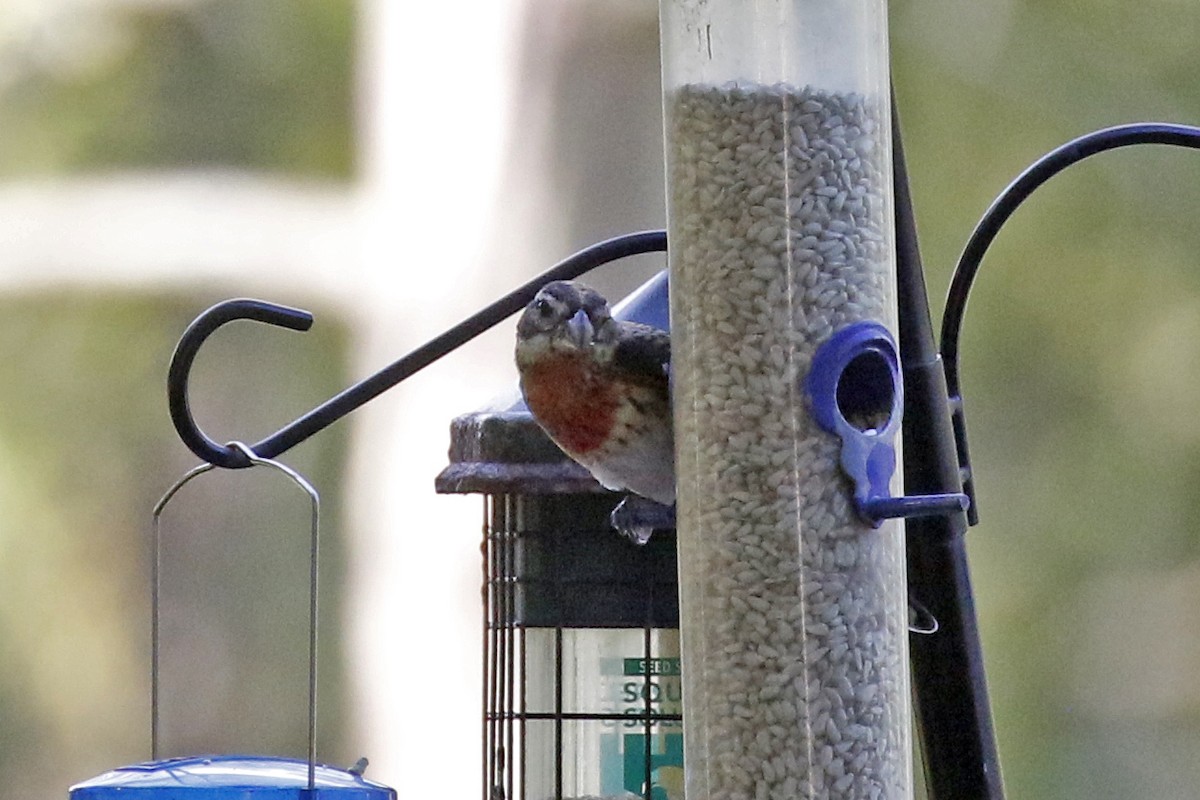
xmin=940 ymin=122 xmax=1200 ymax=523
xmin=168 ymin=230 xmax=668 ymax=469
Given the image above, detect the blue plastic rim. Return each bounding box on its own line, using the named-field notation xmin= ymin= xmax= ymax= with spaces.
xmin=805 ymin=320 xmax=902 ymax=439
xmin=805 ymin=321 xmax=903 ymax=525
xmin=805 ymin=321 xmax=970 ymax=525
xmin=69 ymin=755 xmax=396 ymax=799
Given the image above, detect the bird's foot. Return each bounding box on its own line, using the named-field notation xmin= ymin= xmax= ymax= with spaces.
xmin=609 ymin=495 xmax=676 ymax=545
xmin=908 ymin=593 xmax=939 ymax=634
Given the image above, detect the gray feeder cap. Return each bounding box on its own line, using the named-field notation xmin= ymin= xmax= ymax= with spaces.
xmin=434 ymin=401 xmax=605 ymax=496
xmin=435 ymin=270 xmax=669 ymax=497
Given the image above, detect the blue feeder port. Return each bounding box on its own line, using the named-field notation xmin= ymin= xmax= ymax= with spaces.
xmin=805 ymin=320 xmax=969 ymax=525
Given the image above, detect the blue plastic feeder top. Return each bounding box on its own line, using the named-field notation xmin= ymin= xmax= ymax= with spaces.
xmin=69 ymin=755 xmax=396 ymax=799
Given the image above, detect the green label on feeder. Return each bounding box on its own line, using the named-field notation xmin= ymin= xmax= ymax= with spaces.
xmin=601 ymin=653 xmax=684 ymax=800
xmin=624 ymin=733 xmax=684 ymax=800
xmin=601 ymin=732 xmax=684 ymax=800
xmin=623 ymin=657 xmax=682 ymax=676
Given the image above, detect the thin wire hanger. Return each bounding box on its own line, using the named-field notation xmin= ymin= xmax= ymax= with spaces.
xmin=151 ymin=441 xmax=322 ymax=790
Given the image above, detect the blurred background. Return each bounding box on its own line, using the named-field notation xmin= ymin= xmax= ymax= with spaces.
xmin=2 ymin=0 xmax=1200 ymax=798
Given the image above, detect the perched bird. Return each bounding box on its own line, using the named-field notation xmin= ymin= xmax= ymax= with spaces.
xmin=515 ymin=280 xmax=931 ymax=627
xmin=515 ymin=280 xmax=675 ymax=536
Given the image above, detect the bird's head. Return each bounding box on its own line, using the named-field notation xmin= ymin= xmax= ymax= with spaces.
xmin=515 ymin=280 xmax=612 ymax=367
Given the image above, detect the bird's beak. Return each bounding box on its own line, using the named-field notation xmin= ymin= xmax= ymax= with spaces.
xmin=564 ymin=308 xmax=595 ymax=348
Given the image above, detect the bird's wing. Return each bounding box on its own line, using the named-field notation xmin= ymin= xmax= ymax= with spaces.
xmin=611 ymin=322 xmax=671 ymax=382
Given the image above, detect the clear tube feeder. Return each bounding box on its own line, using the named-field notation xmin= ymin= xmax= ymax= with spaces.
xmin=659 ymin=1 xmax=912 ymax=798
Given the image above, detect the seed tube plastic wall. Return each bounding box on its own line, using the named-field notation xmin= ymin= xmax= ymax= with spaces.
xmin=659 ymin=2 xmax=912 ymax=798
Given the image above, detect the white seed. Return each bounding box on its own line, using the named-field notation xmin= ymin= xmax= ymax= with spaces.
xmin=671 ymin=81 xmax=911 ymax=800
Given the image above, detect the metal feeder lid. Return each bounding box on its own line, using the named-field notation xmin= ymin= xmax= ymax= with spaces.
xmin=435 ymin=270 xmax=669 ymax=497
xmin=69 ymin=755 xmax=396 ymax=799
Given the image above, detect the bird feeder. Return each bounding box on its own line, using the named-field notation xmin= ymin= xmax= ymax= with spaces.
xmin=69 ymin=444 xmax=396 ymax=800
xmin=660 ymin=1 xmax=916 ymax=797
xmin=436 ymin=274 xmax=684 ymax=800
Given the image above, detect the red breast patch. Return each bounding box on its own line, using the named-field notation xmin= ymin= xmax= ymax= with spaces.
xmin=522 ymin=354 xmax=619 ymax=455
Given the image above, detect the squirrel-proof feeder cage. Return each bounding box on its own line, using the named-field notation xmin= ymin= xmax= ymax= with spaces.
xmin=437 ymin=403 xmax=683 ymax=800
xmin=436 ymin=273 xmax=684 ymax=800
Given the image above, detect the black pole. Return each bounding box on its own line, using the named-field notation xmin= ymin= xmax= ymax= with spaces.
xmin=891 ymin=89 xmax=1006 ymax=799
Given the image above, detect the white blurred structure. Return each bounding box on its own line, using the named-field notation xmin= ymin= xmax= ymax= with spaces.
xmin=351 ymin=6 xmax=662 ymax=796
xmin=349 ymin=3 xmax=524 ymax=798
xmin=0 ymin=2 xmax=665 ymax=797
xmin=0 ymin=4 xmax=520 ymax=796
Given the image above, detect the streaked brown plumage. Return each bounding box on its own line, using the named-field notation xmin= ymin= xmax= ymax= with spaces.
xmin=515 ymin=280 xmax=674 ymax=505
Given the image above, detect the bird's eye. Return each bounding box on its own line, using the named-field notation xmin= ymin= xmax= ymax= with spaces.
xmin=534 ymin=297 xmax=553 ymax=317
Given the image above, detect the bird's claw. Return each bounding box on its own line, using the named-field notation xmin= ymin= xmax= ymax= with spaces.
xmin=908 ymin=593 xmax=939 ymax=634
xmin=609 ymin=495 xmax=676 ymax=545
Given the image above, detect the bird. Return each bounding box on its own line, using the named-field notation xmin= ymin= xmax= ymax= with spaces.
xmin=515 ymin=280 xmax=675 ymax=539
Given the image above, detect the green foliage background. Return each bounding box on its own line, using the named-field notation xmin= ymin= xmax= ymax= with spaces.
xmin=894 ymin=3 xmax=1200 ymax=797
xmin=0 ymin=0 xmax=355 ymax=177
xmin=0 ymin=1 xmax=355 ymax=796
xmin=3 ymin=0 xmax=1200 ymax=798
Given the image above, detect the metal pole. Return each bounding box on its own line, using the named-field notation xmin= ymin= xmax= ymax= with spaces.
xmin=891 ymin=89 xmax=1005 ymax=800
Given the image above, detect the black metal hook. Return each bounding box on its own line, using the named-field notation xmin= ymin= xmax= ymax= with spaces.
xmin=168 ymin=230 xmax=668 ymax=468
xmin=939 ymin=122 xmax=1200 ymax=523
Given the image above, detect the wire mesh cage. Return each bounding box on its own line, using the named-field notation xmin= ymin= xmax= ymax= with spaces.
xmin=439 ymin=407 xmax=681 ymax=800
